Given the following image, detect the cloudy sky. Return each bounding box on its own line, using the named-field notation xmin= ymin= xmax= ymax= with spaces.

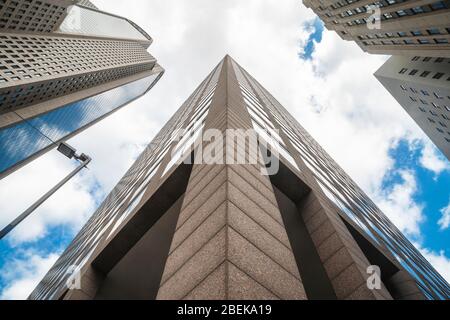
xmin=0 ymin=0 xmax=449 ymax=299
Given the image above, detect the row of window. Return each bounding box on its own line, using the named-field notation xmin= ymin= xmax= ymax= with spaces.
xmin=359 ymin=28 xmax=450 ymax=42
xmin=336 ymin=0 xmax=407 ymax=18
xmin=399 ymin=68 xmax=450 ymax=82
xmin=327 ymin=0 xmax=403 ymax=14
xmin=362 ymin=37 xmax=449 ymax=46
xmin=412 ymin=98 xmax=450 ymax=115
xmin=403 ymin=86 xmax=450 ymax=101
xmin=238 ymin=81 xmax=300 ymax=171
xmin=411 ymin=56 xmax=449 ymax=63
xmin=162 ymin=84 xmax=217 ymax=177
xmin=333 ymin=1 xmax=449 ymax=27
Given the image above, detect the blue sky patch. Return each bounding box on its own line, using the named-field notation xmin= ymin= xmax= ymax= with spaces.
xmin=385 ymin=139 xmax=450 ymax=253
xmin=300 ymin=17 xmax=324 ymax=60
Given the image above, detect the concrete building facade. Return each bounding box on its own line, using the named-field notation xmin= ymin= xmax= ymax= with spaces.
xmin=303 ymin=0 xmax=450 ymax=58
xmin=375 ymin=55 xmax=450 ymax=159
xmin=30 ymin=56 xmax=450 ymax=300
xmin=0 ymin=0 xmax=163 ymax=179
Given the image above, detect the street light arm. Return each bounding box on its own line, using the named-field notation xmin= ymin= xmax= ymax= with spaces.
xmin=0 ymin=156 xmax=91 ymax=240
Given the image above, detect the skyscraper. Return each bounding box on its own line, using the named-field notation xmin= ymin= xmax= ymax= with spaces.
xmin=30 ymin=56 xmax=449 ymax=300
xmin=303 ymin=0 xmax=450 ymax=58
xmin=375 ymin=55 xmax=450 ymax=160
xmin=0 ymin=0 xmax=163 ymax=179
xmin=302 ymin=1 xmax=450 ymax=160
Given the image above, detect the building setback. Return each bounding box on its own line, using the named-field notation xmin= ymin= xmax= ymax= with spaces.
xmin=375 ymin=55 xmax=450 ymax=160
xmin=30 ymin=56 xmax=450 ymax=300
xmin=0 ymin=0 xmax=163 ymax=179
xmin=303 ymin=0 xmax=450 ymax=58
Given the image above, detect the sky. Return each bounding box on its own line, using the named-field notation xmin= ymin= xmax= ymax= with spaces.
xmin=0 ymin=0 xmax=449 ymax=299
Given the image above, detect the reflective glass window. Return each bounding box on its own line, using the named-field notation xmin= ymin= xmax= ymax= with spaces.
xmin=0 ymin=73 xmax=159 ymax=175
xmin=58 ymin=5 xmax=148 ymax=41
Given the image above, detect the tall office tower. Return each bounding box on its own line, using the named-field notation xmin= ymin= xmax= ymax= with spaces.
xmin=303 ymin=0 xmax=450 ymax=58
xmin=30 ymin=56 xmax=449 ymax=300
xmin=0 ymin=0 xmax=163 ymax=179
xmin=375 ymin=55 xmax=450 ymax=160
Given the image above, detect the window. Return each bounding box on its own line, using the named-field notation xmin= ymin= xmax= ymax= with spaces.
xmin=427 ymin=28 xmax=441 ymax=35
xmin=434 ymin=92 xmax=444 ymax=99
xmin=431 ymin=1 xmax=446 ymax=10
xmin=432 ymin=102 xmax=441 ymax=109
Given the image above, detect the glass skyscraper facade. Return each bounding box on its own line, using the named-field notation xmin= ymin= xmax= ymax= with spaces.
xmin=0 ymin=72 xmax=161 ymax=175
xmin=57 ymin=5 xmax=149 ymax=41
xmin=31 ymin=57 xmax=449 ymax=300
xmin=0 ymin=0 xmax=163 ymax=179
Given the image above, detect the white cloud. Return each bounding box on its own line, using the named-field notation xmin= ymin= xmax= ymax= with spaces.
xmin=419 ymin=141 xmax=450 ymax=175
xmin=0 ymin=251 xmax=60 ymax=300
xmin=438 ymin=200 xmax=450 ymax=231
xmin=0 ymin=151 xmax=96 ymax=244
xmin=374 ymin=170 xmax=425 ymax=237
